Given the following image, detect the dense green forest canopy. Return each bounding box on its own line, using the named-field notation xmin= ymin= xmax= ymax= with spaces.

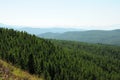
xmin=39 ymin=30 xmax=120 ymax=46
xmin=0 ymin=28 xmax=120 ymax=80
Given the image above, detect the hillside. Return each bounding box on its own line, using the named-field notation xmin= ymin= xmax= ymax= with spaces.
xmin=0 ymin=28 xmax=120 ymax=80
xmin=0 ymin=59 xmax=42 ymax=80
xmin=39 ymin=29 xmax=120 ymax=46
xmin=0 ymin=28 xmax=61 ymax=80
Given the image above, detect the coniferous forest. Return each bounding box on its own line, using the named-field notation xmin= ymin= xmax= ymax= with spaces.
xmin=0 ymin=28 xmax=120 ymax=80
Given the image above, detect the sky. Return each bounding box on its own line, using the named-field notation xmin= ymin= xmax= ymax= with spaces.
xmin=0 ymin=0 xmax=120 ymax=29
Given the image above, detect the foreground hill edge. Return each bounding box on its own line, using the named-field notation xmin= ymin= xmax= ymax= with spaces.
xmin=0 ymin=59 xmax=42 ymax=80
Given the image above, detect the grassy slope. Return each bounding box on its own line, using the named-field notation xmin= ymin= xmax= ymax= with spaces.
xmin=0 ymin=59 xmax=43 ymax=80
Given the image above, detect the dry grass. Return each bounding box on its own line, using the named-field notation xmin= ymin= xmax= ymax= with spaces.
xmin=0 ymin=59 xmax=43 ymax=80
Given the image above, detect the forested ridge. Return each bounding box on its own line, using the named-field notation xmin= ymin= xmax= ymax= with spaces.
xmin=39 ymin=30 xmax=120 ymax=46
xmin=0 ymin=28 xmax=120 ymax=80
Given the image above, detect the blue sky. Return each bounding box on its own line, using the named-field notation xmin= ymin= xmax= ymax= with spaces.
xmin=0 ymin=0 xmax=120 ymax=29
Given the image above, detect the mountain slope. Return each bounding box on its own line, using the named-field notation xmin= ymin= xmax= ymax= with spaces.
xmin=0 ymin=28 xmax=120 ymax=80
xmin=39 ymin=29 xmax=120 ymax=45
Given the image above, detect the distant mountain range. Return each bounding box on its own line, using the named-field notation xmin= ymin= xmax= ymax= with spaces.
xmin=18 ymin=27 xmax=85 ymax=34
xmin=39 ymin=30 xmax=120 ymax=46
xmin=0 ymin=23 xmax=85 ymax=34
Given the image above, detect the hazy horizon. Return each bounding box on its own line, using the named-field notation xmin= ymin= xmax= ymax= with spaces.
xmin=0 ymin=0 xmax=120 ymax=29
xmin=0 ymin=23 xmax=120 ymax=30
